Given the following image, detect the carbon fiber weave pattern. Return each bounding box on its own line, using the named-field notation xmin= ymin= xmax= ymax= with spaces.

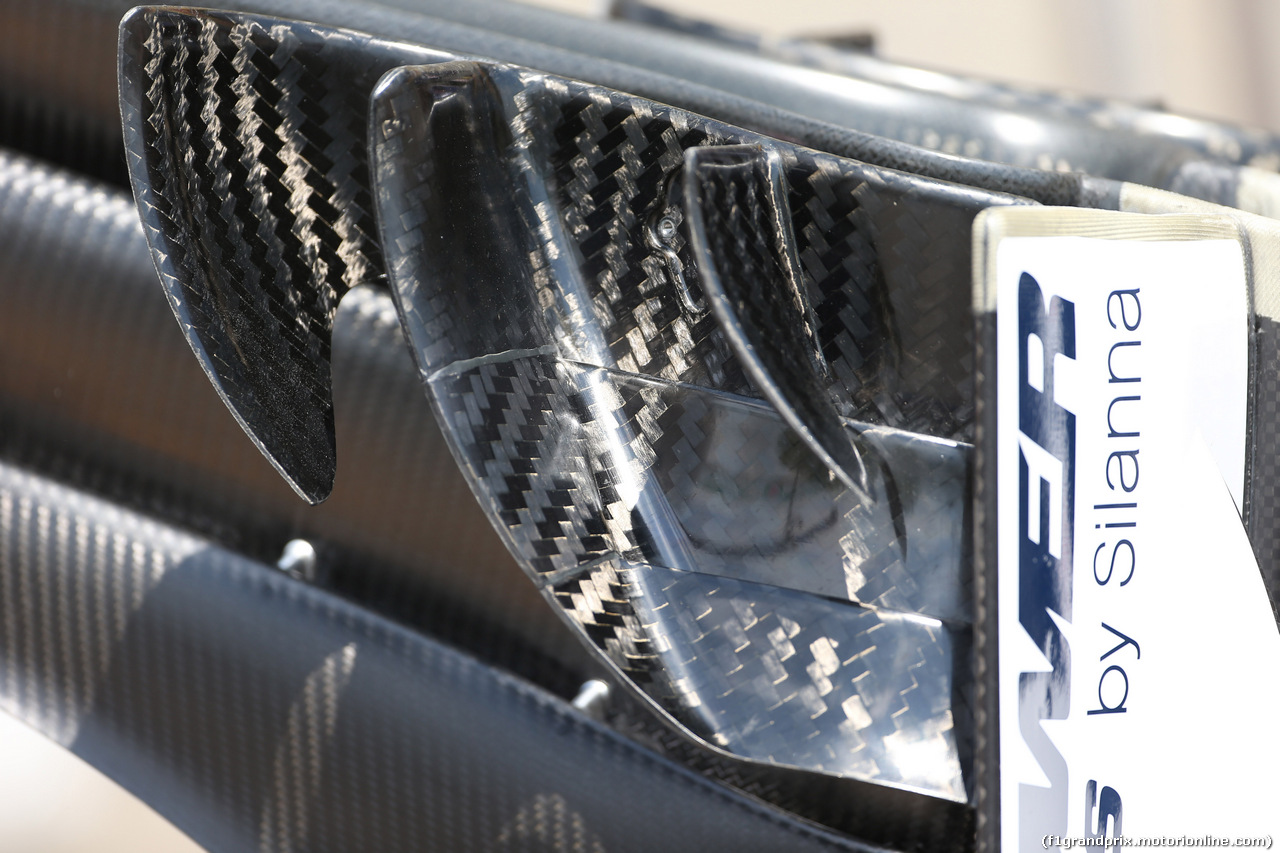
xmin=539 ymin=84 xmax=747 ymax=394
xmin=419 ymin=342 xmax=977 ymax=798
xmin=117 ymin=9 xmax=998 ymax=596
xmin=115 ymin=6 xmax=1122 ymax=503
xmin=688 ymin=143 xmax=868 ymax=494
xmin=121 ymin=5 xmax=1005 ymax=808
xmin=0 ymin=458 xmax=880 ymax=853
xmin=551 ymin=554 xmax=968 ymax=798
xmin=0 ymin=147 xmax=599 ymax=707
xmin=542 ymin=76 xmax=1034 ymax=439
xmin=792 ymin=153 xmax=1032 ymax=441
xmin=679 ymin=141 xmax=991 ymax=678
xmin=117 ymin=9 xmax=977 ymax=804
xmin=7 ymin=0 xmax=1097 ymax=212
xmin=424 ymin=353 xmax=972 ymax=618
xmin=601 ymin=687 xmax=974 ymax=848
xmin=971 ymin=309 xmax=1000 ymax=853
xmin=371 ymin=63 xmax=985 ymax=607
xmin=370 ymin=62 xmax=978 ymax=801
xmin=367 ymin=0 xmax=1264 ymax=209
xmin=397 ymin=354 xmax=976 ymax=802
xmin=530 ymin=72 xmax=1026 ymax=441
xmin=119 ymin=8 xmax=447 ymax=501
xmin=0 ymin=143 xmax=983 ymax=850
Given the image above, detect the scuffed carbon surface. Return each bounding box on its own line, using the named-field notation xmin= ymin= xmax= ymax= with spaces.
xmin=552 ymin=555 xmax=967 ymax=796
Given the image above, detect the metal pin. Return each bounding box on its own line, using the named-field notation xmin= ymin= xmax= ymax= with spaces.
xmin=571 ymin=678 xmax=612 ymax=719
xmin=645 ymin=212 xmax=706 ymax=316
xmin=656 ymin=216 xmax=677 ymax=241
xmin=277 ymin=538 xmax=318 ymax=582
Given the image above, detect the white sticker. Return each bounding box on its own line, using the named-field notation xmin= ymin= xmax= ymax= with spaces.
xmin=995 ymin=235 xmax=1280 ymax=850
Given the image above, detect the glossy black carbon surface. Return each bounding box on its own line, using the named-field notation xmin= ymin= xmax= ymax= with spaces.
xmin=115 ymin=4 xmax=1131 ymax=481
xmin=119 ymin=9 xmax=448 ymax=501
xmin=122 ymin=3 xmax=1042 ymax=810
xmin=688 ymin=143 xmax=867 ymax=495
xmin=367 ymin=61 xmax=997 ymax=800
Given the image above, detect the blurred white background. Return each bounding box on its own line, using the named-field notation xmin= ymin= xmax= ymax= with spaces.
xmin=1 ymin=0 xmax=1274 ymax=850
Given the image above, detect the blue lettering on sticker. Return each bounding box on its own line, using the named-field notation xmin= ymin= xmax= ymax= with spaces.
xmin=1016 ymin=271 xmax=1077 ymax=850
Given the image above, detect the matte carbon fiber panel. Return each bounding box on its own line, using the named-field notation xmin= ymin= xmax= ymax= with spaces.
xmin=1248 ymin=316 xmax=1280 ymax=617
xmin=0 ymin=458 xmax=880 ymax=853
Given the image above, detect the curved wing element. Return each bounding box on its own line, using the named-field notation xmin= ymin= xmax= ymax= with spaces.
xmin=119 ymin=7 xmax=445 ymax=501
xmin=685 ymin=143 xmax=867 ymax=495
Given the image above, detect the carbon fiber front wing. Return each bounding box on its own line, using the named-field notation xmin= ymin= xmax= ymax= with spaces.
xmin=104 ymin=3 xmax=1172 ymax=842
